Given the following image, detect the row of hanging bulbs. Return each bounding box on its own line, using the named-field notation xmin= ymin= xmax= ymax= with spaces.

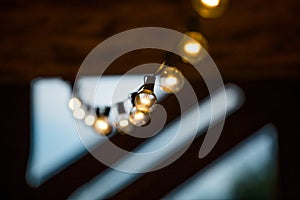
xmin=68 ymin=62 xmax=185 ymax=135
xmin=68 ymin=0 xmax=227 ymax=136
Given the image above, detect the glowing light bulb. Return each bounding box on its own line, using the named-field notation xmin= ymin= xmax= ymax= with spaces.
xmin=119 ymin=119 xmax=129 ymax=127
xmin=84 ymin=114 xmax=96 ymax=126
xmin=68 ymin=97 xmax=81 ymax=110
xmin=135 ymin=89 xmax=157 ymax=112
xmin=192 ymin=0 xmax=228 ymax=18
xmin=116 ymin=115 xmax=135 ymax=133
xmin=93 ymin=116 xmax=112 ymax=135
xmin=201 ymin=0 xmax=220 ymax=7
xmin=165 ymin=76 xmax=178 ymax=86
xmin=159 ymin=67 xmax=185 ymax=93
xmin=73 ymin=108 xmax=85 ymax=119
xmin=129 ymin=107 xmax=151 ymax=127
xmin=184 ymin=42 xmax=201 ymax=55
xmin=179 ymin=32 xmax=208 ymax=63
xmin=140 ymin=97 xmax=151 ymax=106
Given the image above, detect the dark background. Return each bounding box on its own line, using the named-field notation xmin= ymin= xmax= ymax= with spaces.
xmin=1 ymin=0 xmax=300 ymax=199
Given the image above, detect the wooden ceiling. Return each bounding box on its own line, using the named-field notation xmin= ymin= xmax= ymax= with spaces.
xmin=1 ymin=0 xmax=299 ymax=83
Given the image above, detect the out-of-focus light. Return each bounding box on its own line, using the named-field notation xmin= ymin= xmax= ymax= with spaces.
xmin=113 ymin=102 xmax=134 ymax=133
xmin=192 ymin=0 xmax=228 ymax=19
xmin=184 ymin=42 xmax=201 ymax=55
xmin=119 ymin=119 xmax=129 ymax=128
xmin=159 ymin=67 xmax=185 ymax=93
xmin=116 ymin=114 xmax=135 ymax=134
xmin=129 ymin=107 xmax=151 ymax=127
xmin=93 ymin=116 xmax=112 ymax=135
xmin=84 ymin=114 xmax=96 ymax=126
xmin=201 ymin=0 xmax=220 ymax=7
xmin=178 ymin=32 xmax=208 ymax=63
xmin=73 ymin=108 xmax=85 ymax=119
xmin=135 ymin=89 xmax=157 ymax=113
xmin=68 ymin=97 xmax=81 ymax=110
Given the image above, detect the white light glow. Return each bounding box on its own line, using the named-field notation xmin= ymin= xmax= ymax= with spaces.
xmin=201 ymin=0 xmax=220 ymax=7
xmin=68 ymin=97 xmax=81 ymax=110
xmin=165 ymin=76 xmax=178 ymax=86
xmin=85 ymin=115 xmax=96 ymax=126
xmin=140 ymin=97 xmax=151 ymax=106
xmin=95 ymin=120 xmax=108 ymax=130
xmin=73 ymin=108 xmax=85 ymax=119
xmin=26 ymin=76 xmax=167 ymax=187
xmin=184 ymin=42 xmax=201 ymax=55
xmin=119 ymin=119 xmax=129 ymax=128
xmin=135 ymin=112 xmax=145 ymax=120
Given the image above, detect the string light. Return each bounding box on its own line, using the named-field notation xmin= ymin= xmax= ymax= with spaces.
xmin=159 ymin=66 xmax=185 ymax=93
xmin=68 ymin=97 xmax=82 ymax=110
xmin=68 ymin=0 xmax=227 ymax=135
xmin=73 ymin=108 xmax=85 ymax=119
xmin=93 ymin=107 xmax=112 ymax=135
xmin=178 ymin=32 xmax=208 ymax=63
xmin=129 ymin=107 xmax=151 ymax=127
xmin=201 ymin=0 xmax=220 ymax=7
xmin=114 ymin=102 xmax=134 ymax=133
xmin=93 ymin=116 xmax=112 ymax=135
xmin=84 ymin=114 xmax=96 ymax=126
xmin=192 ymin=0 xmax=228 ymax=18
xmin=135 ymin=75 xmax=157 ymax=113
xmin=184 ymin=42 xmax=201 ymax=55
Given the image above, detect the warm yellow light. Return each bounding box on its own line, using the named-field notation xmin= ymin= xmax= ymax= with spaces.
xmin=140 ymin=97 xmax=151 ymax=106
xmin=97 ymin=120 xmax=108 ymax=129
xmin=159 ymin=67 xmax=185 ymax=93
xmin=84 ymin=114 xmax=96 ymax=126
xmin=184 ymin=42 xmax=201 ymax=55
xmin=68 ymin=97 xmax=81 ymax=110
xmin=134 ymin=112 xmax=145 ymax=120
xmin=135 ymin=89 xmax=157 ymax=112
xmin=93 ymin=116 xmax=112 ymax=135
xmin=129 ymin=107 xmax=151 ymax=127
xmin=73 ymin=108 xmax=85 ymax=119
xmin=165 ymin=76 xmax=178 ymax=86
xmin=119 ymin=119 xmax=129 ymax=128
xmin=201 ymin=0 xmax=220 ymax=7
xmin=192 ymin=0 xmax=228 ymax=18
xmin=179 ymin=32 xmax=208 ymax=63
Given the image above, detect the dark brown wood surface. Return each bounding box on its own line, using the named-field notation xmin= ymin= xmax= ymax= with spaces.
xmin=1 ymin=0 xmax=299 ymax=83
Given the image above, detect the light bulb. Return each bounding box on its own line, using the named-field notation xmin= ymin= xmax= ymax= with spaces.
xmin=68 ymin=97 xmax=81 ymax=110
xmin=179 ymin=32 xmax=208 ymax=63
xmin=129 ymin=107 xmax=151 ymax=127
xmin=159 ymin=66 xmax=185 ymax=93
xmin=192 ymin=0 xmax=228 ymax=18
xmin=73 ymin=108 xmax=85 ymax=119
xmin=184 ymin=42 xmax=201 ymax=55
xmin=116 ymin=113 xmax=135 ymax=133
xmin=201 ymin=0 xmax=220 ymax=7
xmin=93 ymin=116 xmax=112 ymax=135
xmin=135 ymin=89 xmax=157 ymax=112
xmin=84 ymin=114 xmax=96 ymax=126
xmin=119 ymin=119 xmax=129 ymax=127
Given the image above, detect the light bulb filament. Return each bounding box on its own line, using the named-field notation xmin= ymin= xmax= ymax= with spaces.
xmin=93 ymin=116 xmax=112 ymax=135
